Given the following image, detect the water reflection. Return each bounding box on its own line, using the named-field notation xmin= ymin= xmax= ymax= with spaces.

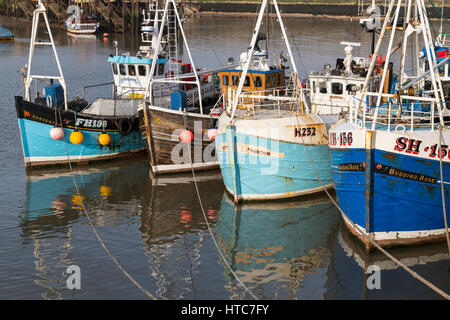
xmin=216 ymin=193 xmax=339 ymax=299
xmin=324 ymin=222 xmax=450 ymax=300
xmin=139 ymin=171 xmax=224 ymax=299
xmin=20 ymin=160 xmax=225 ymax=299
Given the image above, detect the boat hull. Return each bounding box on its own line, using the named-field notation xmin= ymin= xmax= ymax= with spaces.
xmin=329 ymin=120 xmax=450 ymax=246
xmin=141 ymin=105 xmax=219 ymax=174
xmin=15 ymin=97 xmax=145 ymax=169
xmin=216 ymin=113 xmax=334 ymax=201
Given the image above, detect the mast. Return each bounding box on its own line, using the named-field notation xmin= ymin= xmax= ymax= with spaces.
xmin=144 ymin=0 xmax=204 ymax=113
xmin=25 ymin=0 xmax=67 ymax=110
xmin=358 ymin=0 xmax=446 ymax=129
xmin=229 ymin=0 xmax=307 ymax=122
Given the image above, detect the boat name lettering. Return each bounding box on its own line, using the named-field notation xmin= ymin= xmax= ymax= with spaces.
xmin=394 ymin=136 xmax=449 ymax=159
xmin=237 ymin=144 xmax=285 ymax=158
xmin=76 ymin=118 xmax=107 ymax=128
xmin=294 ymin=126 xmax=316 ymax=137
xmin=329 ymin=131 xmax=353 ymax=147
xmin=374 ymin=163 xmax=436 ymax=184
xmin=337 ymin=162 xmax=365 ymax=172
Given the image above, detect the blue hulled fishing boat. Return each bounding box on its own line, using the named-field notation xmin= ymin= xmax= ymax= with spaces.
xmin=0 ymin=25 xmax=14 ymax=41
xmin=215 ymin=0 xmax=334 ymax=202
xmin=328 ymin=0 xmax=450 ymax=247
xmin=15 ymin=1 xmax=147 ymax=170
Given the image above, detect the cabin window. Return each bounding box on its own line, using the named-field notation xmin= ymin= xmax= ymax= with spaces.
xmin=244 ymin=76 xmax=250 ymax=87
xmin=312 ymin=81 xmax=316 ymax=93
xmin=222 ymin=75 xmax=229 ymax=86
xmin=232 ymin=75 xmax=239 ymax=86
xmin=138 ymin=65 xmax=146 ymax=76
xmin=112 ymin=63 xmax=118 ymax=75
xmin=332 ymin=82 xmax=343 ymax=95
xmin=158 ymin=63 xmax=165 ymax=76
xmin=119 ymin=64 xmax=126 ymax=76
xmin=254 ymin=76 xmax=262 ymax=88
xmin=319 ymin=82 xmax=327 ymax=94
xmin=128 ymin=65 xmax=136 ymax=76
xmin=346 ymin=84 xmax=356 ymax=94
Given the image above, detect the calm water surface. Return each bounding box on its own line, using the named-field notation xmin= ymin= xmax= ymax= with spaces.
xmin=0 ymin=15 xmax=449 ymax=300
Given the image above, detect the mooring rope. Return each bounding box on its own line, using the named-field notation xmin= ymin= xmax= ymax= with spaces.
xmin=182 ymin=110 xmax=259 ymax=300
xmin=438 ymin=125 xmax=450 ymax=256
xmin=57 ymin=109 xmax=157 ymax=300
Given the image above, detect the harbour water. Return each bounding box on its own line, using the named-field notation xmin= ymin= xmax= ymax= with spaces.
xmin=0 ymin=15 xmax=449 ymax=300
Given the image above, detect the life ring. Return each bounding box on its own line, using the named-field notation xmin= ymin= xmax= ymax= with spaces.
xmin=118 ymin=118 xmax=133 ymax=136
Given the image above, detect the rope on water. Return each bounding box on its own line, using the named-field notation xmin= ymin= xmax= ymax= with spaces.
xmin=57 ymin=109 xmax=157 ymax=300
xmin=182 ymin=110 xmax=259 ymax=300
xmin=438 ymin=125 xmax=450 ymax=256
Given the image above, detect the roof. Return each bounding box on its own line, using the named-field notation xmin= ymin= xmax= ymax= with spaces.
xmin=108 ymin=56 xmax=169 ymax=65
xmin=218 ymin=68 xmax=284 ymax=75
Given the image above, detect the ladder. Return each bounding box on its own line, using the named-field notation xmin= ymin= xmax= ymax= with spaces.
xmin=167 ymin=1 xmax=178 ymax=79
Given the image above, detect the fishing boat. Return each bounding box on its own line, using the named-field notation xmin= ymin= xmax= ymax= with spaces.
xmin=65 ymin=1 xmax=99 ymax=35
xmin=307 ymin=4 xmax=389 ymax=117
xmin=328 ymin=0 xmax=450 ymax=247
xmin=15 ymin=1 xmax=145 ymax=170
xmin=0 ymin=25 xmax=14 ymax=41
xmin=140 ymin=0 xmax=227 ymax=175
xmin=216 ymin=193 xmax=337 ymax=298
xmin=215 ymin=0 xmax=333 ymax=202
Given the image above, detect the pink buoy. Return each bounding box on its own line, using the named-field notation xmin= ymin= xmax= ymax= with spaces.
xmin=179 ymin=129 xmax=193 ymax=143
xmin=207 ymin=128 xmax=218 ymax=141
xmin=50 ymin=127 xmax=64 ymax=140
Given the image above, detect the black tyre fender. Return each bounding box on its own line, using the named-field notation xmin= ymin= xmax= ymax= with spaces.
xmin=118 ymin=118 xmax=133 ymax=136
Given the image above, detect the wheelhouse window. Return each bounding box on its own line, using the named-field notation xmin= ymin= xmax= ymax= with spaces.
xmin=222 ymin=75 xmax=229 ymax=86
xmin=254 ymin=76 xmax=262 ymax=88
xmin=119 ymin=64 xmax=126 ymax=76
xmin=158 ymin=63 xmax=165 ymax=76
xmin=112 ymin=63 xmax=118 ymax=75
xmin=244 ymin=76 xmax=250 ymax=87
xmin=138 ymin=65 xmax=146 ymax=77
xmin=346 ymin=84 xmax=356 ymax=94
xmin=232 ymin=75 xmax=239 ymax=86
xmin=332 ymin=82 xmax=343 ymax=95
xmin=128 ymin=65 xmax=136 ymax=76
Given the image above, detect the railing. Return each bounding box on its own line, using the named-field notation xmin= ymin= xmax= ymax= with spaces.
xmin=81 ymin=81 xmax=114 ymax=100
xmin=224 ymin=86 xmax=306 ymax=119
xmin=349 ymin=93 xmax=449 ymax=132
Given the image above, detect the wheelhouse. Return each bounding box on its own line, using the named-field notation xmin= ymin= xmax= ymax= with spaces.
xmin=218 ymin=68 xmax=285 ymax=99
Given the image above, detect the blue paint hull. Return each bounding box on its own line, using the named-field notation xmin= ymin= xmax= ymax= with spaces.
xmin=216 ymin=128 xmax=333 ymax=201
xmin=15 ymin=97 xmax=144 ymax=169
xmin=331 ymin=143 xmax=450 ymax=245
